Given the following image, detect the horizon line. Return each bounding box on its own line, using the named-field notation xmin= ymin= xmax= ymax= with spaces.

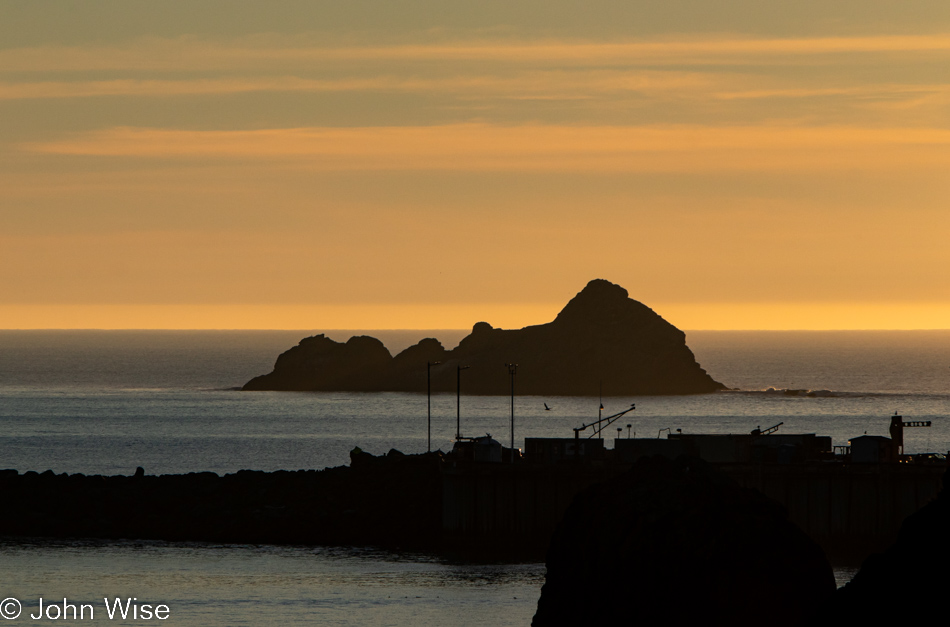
xmin=2 ymin=327 xmax=949 ymax=332
xmin=4 ymin=302 xmax=949 ymax=331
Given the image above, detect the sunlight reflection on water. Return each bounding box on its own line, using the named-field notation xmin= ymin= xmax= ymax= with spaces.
xmin=1 ymin=540 xmax=545 ymax=627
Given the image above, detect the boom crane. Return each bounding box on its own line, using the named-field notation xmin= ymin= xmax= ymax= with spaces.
xmin=751 ymin=422 xmax=784 ymax=436
xmin=573 ymin=404 xmax=636 ymax=442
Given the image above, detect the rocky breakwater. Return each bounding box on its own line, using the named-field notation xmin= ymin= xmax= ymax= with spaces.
xmin=532 ymin=455 xmax=836 ymax=627
xmin=0 ymin=450 xmax=442 ymax=549
xmin=244 ymin=279 xmax=725 ymax=395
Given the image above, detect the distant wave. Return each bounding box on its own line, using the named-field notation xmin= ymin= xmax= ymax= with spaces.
xmin=723 ymin=387 xmax=878 ymax=399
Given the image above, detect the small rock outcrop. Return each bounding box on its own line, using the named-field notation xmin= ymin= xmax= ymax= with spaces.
xmin=245 ymin=334 xmax=394 ymax=391
xmin=532 ymin=456 xmax=836 ymax=627
xmin=244 ymin=279 xmax=725 ymax=395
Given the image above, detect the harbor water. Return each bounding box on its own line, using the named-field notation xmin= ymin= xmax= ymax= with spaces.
xmin=0 ymin=329 xmax=948 ymax=624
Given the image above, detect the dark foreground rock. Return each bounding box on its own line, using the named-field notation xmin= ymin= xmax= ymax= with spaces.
xmin=244 ymin=279 xmax=725 ymax=395
xmin=0 ymin=450 xmax=442 ymax=549
xmin=532 ymin=456 xmax=835 ymax=627
xmin=828 ymin=467 xmax=950 ymax=623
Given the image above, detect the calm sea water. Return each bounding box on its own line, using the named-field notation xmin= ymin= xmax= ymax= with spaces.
xmin=0 ymin=329 xmax=948 ymax=624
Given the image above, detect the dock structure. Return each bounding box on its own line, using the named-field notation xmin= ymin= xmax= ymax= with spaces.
xmin=442 ymin=420 xmax=946 ymax=563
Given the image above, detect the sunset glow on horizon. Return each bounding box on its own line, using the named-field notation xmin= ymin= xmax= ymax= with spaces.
xmin=3 ymin=2 xmax=948 ymax=331
xmin=3 ymin=300 xmax=950 ymax=332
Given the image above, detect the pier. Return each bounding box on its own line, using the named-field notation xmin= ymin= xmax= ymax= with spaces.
xmin=1 ymin=425 xmax=944 ymax=565
xmin=442 ymin=435 xmax=946 ymax=562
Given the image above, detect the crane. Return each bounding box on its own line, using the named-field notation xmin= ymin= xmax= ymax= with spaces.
xmin=573 ymin=404 xmax=636 ymax=441
xmin=751 ymin=422 xmax=783 ymax=436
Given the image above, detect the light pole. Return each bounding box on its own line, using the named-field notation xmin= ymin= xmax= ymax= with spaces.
xmin=456 ymin=364 xmax=470 ymax=441
xmin=506 ymin=363 xmax=518 ymax=461
xmin=427 ymin=361 xmax=441 ymax=452
xmin=597 ymin=380 xmax=603 ymax=438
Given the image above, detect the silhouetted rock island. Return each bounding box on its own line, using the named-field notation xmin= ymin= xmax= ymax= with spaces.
xmin=243 ymin=279 xmax=725 ymax=395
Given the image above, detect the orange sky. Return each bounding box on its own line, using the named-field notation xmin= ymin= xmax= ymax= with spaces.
xmin=1 ymin=2 xmax=948 ymax=330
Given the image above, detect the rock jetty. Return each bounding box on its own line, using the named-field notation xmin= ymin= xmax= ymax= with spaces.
xmin=0 ymin=450 xmax=442 ymax=549
xmin=243 ymin=279 xmax=725 ymax=395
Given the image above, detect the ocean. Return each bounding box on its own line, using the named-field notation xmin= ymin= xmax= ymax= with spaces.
xmin=1 ymin=329 xmax=948 ymax=624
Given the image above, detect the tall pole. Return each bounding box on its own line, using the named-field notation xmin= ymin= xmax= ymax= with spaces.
xmin=427 ymin=361 xmax=440 ymax=452
xmin=506 ymin=363 xmax=517 ymax=461
xmin=597 ymin=380 xmax=603 ymax=438
xmin=428 ymin=362 xmax=432 ymax=452
xmin=456 ymin=364 xmax=469 ymax=441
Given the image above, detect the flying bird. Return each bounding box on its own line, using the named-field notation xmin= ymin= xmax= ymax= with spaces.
xmin=543 ymin=403 xmax=552 ymax=411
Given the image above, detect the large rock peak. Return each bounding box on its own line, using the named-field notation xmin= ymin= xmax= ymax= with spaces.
xmin=580 ymin=278 xmax=630 ymax=300
xmin=553 ymin=278 xmax=653 ymax=327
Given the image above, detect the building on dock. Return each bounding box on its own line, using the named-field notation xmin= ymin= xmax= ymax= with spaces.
xmin=442 ymin=414 xmax=945 ymax=562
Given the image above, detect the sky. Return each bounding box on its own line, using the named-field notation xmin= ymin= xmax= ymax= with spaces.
xmin=1 ymin=1 xmax=948 ymax=330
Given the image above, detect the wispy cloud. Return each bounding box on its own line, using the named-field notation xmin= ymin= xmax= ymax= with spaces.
xmin=311 ymin=34 xmax=950 ymax=61
xmin=0 ymin=76 xmax=416 ymax=100
xmin=0 ymin=70 xmax=716 ymax=100
xmin=23 ymin=124 xmax=950 ymax=172
xmin=715 ymin=84 xmax=950 ymax=101
xmin=2 ymin=34 xmax=949 ymax=72
xmin=2 ymin=35 xmax=946 ymax=125
xmin=3 ymin=74 xmax=946 ymax=122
